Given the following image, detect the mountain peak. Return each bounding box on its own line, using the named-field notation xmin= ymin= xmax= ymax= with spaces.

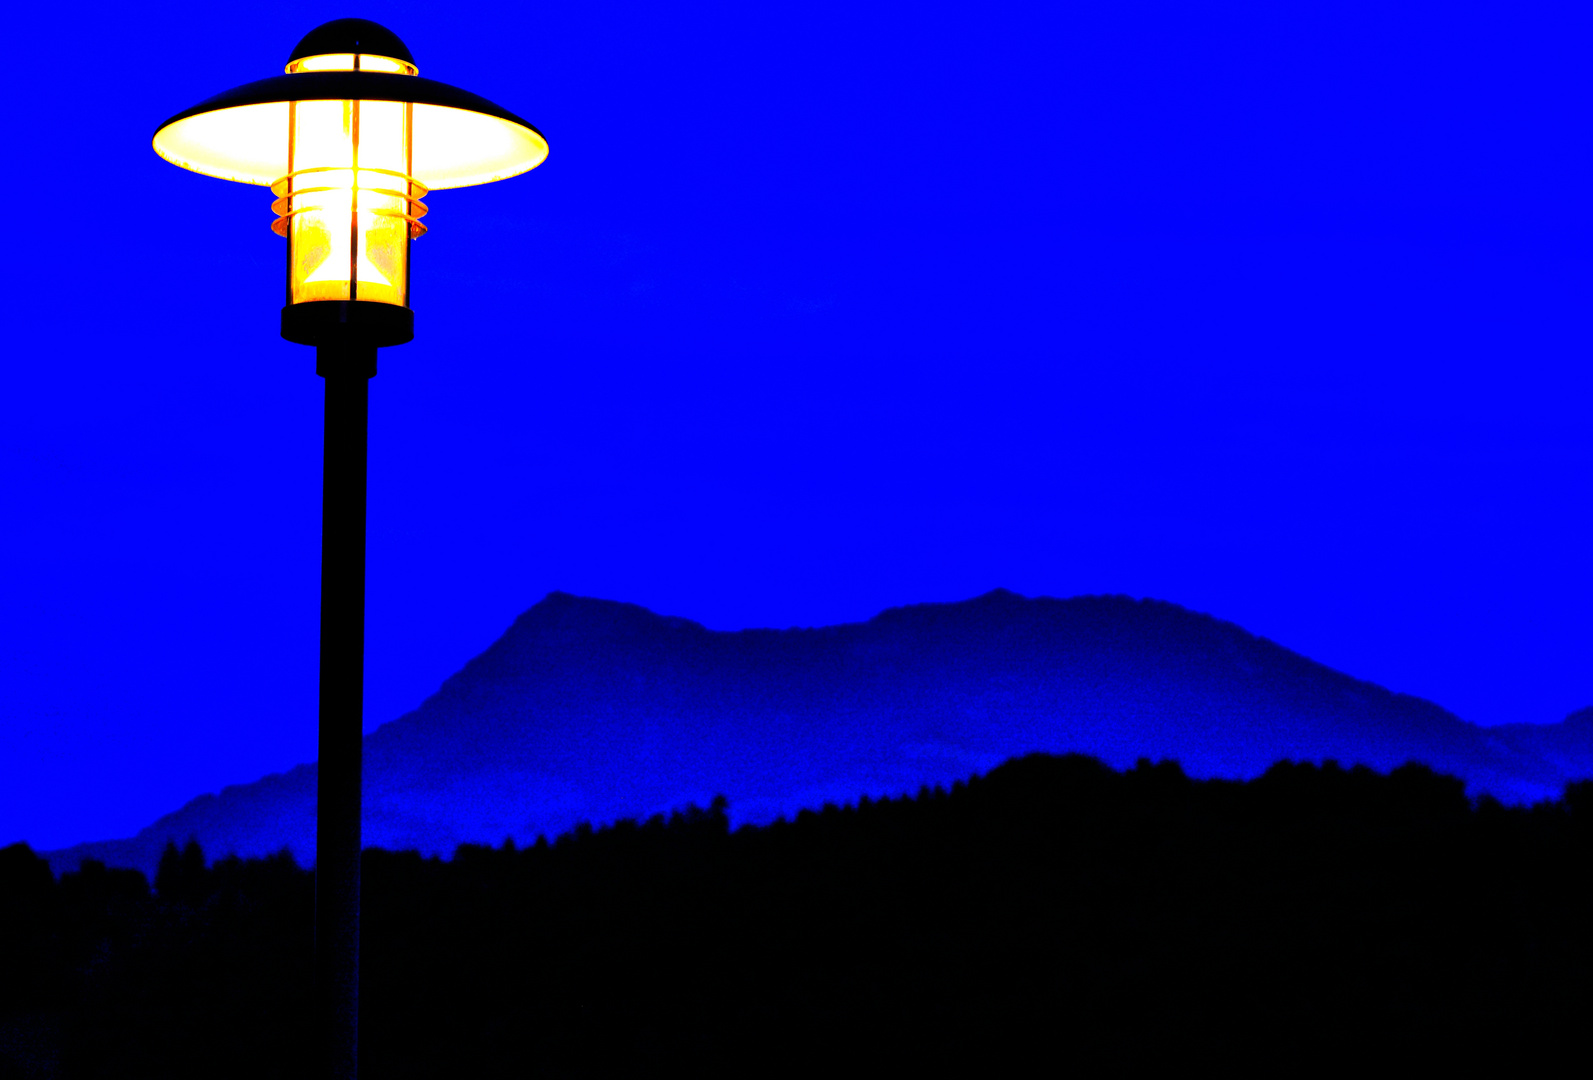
xmin=508 ymin=591 xmax=700 ymax=633
xmin=521 ymin=590 xmax=623 ymax=615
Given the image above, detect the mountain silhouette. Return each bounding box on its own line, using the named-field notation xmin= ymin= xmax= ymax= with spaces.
xmin=41 ymin=590 xmax=1590 ymax=876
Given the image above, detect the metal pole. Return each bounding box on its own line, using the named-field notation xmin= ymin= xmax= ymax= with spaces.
xmin=316 ymin=341 xmax=375 ymax=1080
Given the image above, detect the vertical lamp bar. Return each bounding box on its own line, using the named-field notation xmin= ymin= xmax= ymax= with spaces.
xmin=349 ymin=96 xmax=360 ymax=300
xmin=351 ymin=51 xmax=360 ymax=302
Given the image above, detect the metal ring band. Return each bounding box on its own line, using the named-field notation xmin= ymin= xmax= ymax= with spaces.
xmin=271 ymin=168 xmax=429 ymax=199
xmin=272 ymin=188 xmax=428 ymax=217
xmin=271 ymin=205 xmax=430 ymax=239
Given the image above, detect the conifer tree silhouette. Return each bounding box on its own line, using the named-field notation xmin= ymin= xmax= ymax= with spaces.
xmin=155 ymin=840 xmax=181 ymax=902
xmin=155 ymin=838 xmax=208 ymax=906
xmin=179 ymin=839 xmax=206 ymax=904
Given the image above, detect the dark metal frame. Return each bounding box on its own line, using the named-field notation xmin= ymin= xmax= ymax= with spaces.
xmin=154 ymin=70 xmax=544 ymax=144
xmin=288 ymin=18 xmax=416 ymax=67
xmin=284 ymin=300 xmax=414 ymax=349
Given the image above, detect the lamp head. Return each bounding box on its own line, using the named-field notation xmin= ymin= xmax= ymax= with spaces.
xmin=151 ymin=20 xmax=547 ymax=348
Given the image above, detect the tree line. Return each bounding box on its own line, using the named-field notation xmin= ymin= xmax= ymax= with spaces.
xmin=3 ymin=754 xmax=1590 ymax=1075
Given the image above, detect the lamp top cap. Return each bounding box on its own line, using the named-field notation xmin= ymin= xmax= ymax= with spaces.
xmin=288 ymin=18 xmax=415 ymax=65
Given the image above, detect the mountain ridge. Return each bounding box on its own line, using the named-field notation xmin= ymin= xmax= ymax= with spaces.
xmin=40 ymin=589 xmax=1591 ymax=876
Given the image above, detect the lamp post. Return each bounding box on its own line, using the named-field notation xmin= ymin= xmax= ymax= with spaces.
xmin=152 ymin=20 xmax=547 ymax=1078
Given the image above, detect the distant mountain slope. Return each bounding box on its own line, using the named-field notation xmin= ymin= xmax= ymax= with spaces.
xmin=1482 ymin=707 xmax=1593 ymax=779
xmin=43 ymin=590 xmax=1591 ymax=876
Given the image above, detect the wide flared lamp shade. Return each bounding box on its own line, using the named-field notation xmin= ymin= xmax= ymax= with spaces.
xmin=153 ymin=74 xmax=548 ymax=191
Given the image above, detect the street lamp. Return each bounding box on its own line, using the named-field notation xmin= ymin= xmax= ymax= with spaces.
xmin=152 ymin=19 xmax=547 ymax=1078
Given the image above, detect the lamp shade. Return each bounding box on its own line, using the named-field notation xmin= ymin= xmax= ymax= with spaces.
xmin=153 ymin=71 xmax=548 ymax=192
xmin=151 ymin=19 xmax=547 ymax=327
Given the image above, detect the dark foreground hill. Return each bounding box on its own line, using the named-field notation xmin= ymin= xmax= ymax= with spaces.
xmin=6 ymin=754 xmax=1591 ymax=1075
xmin=44 ymin=590 xmax=1592 ymax=876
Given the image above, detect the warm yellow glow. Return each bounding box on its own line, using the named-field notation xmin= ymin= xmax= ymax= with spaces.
xmin=154 ymin=102 xmax=290 ymax=186
xmin=155 ymin=101 xmax=546 ymax=191
xmin=274 ymin=98 xmax=421 ymax=306
xmin=410 ymin=104 xmax=549 ymax=188
xmin=286 ymin=53 xmax=418 ymax=75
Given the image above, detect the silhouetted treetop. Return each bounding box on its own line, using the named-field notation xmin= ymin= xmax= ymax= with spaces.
xmin=6 ymin=755 xmax=1590 ymax=1076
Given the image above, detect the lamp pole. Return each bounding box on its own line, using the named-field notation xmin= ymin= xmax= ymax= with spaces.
xmin=290 ymin=305 xmax=408 ymax=1080
xmin=152 ymin=19 xmax=548 ymax=1079
xmin=317 ymin=342 xmax=375 ymax=1077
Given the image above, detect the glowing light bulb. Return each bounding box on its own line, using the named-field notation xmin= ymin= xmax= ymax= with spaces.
xmin=287 ymin=52 xmax=418 ymax=75
xmin=269 ymin=58 xmax=426 ymax=307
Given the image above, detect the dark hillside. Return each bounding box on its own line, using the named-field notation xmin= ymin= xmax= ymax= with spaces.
xmin=6 ymin=754 xmax=1590 ymax=1075
xmin=43 ymin=591 xmax=1591 ymax=877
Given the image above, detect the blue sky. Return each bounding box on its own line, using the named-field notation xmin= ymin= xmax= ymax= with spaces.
xmin=2 ymin=1 xmax=1589 ymax=851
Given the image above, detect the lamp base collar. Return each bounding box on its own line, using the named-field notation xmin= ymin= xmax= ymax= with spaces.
xmin=282 ymin=300 xmax=414 ymax=348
